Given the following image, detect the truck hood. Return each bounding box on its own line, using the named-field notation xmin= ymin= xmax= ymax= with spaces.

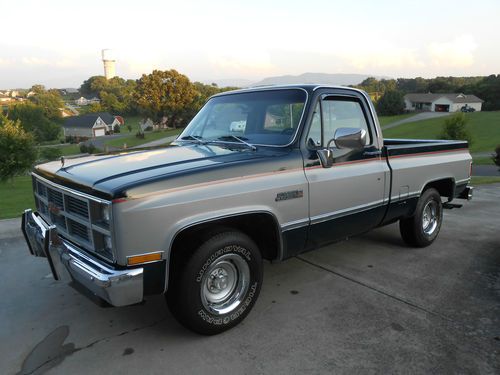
xmin=34 ymin=144 xmax=280 ymax=198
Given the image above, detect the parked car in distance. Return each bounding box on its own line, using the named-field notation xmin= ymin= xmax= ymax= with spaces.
xmin=461 ymin=105 xmax=476 ymax=112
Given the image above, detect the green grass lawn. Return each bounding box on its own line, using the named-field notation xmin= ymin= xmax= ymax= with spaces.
xmin=378 ymin=113 xmax=416 ymax=127
xmin=473 ymin=156 xmax=495 ymax=165
xmin=55 ymin=144 xmax=80 ymax=155
xmin=382 ymin=111 xmax=500 ymax=153
xmin=0 ymin=176 xmax=35 ymax=220
xmin=471 ymin=176 xmax=500 ymax=185
xmin=105 ymin=128 xmax=182 ymax=148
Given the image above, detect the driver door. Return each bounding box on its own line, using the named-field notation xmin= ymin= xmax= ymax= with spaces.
xmin=304 ymin=94 xmax=389 ymax=248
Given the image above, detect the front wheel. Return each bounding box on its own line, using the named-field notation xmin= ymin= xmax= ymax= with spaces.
xmin=167 ymin=230 xmax=263 ymax=335
xmin=399 ymin=188 xmax=443 ymax=247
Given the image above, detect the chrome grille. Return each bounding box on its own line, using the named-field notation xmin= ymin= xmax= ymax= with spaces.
xmin=68 ymin=219 xmax=90 ymax=242
xmin=67 ymin=196 xmax=89 ymax=218
xmin=48 ymin=189 xmax=64 ymax=208
xmin=32 ymin=174 xmax=114 ymax=262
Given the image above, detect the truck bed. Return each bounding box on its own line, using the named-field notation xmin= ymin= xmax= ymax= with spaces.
xmin=381 ymin=138 xmax=472 ymax=224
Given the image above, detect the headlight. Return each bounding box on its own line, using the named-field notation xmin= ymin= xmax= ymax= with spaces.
xmin=101 ymin=205 xmax=111 ymax=224
xmin=104 ymin=235 xmax=112 ymax=250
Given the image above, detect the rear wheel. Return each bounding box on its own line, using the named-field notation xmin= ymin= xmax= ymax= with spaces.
xmin=400 ymin=188 xmax=443 ymax=247
xmin=167 ymin=230 xmax=263 ymax=335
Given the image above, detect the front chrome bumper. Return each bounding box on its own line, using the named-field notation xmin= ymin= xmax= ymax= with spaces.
xmin=21 ymin=209 xmax=144 ymax=307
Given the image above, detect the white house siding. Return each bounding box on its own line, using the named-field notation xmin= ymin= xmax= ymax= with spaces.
xmin=404 ymin=98 xmax=414 ymax=111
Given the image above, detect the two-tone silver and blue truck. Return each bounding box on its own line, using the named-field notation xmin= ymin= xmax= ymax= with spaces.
xmin=22 ymin=85 xmax=473 ymax=334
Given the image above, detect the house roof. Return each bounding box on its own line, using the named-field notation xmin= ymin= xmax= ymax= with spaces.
xmin=63 ymin=112 xmax=116 ymax=128
xmin=405 ymin=93 xmax=484 ymax=103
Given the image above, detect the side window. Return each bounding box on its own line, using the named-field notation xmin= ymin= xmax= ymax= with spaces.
xmin=322 ymin=99 xmax=371 ymax=145
xmin=307 ymin=97 xmax=371 ymax=147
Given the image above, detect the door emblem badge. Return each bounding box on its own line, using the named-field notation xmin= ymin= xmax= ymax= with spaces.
xmin=275 ymin=190 xmax=304 ymax=202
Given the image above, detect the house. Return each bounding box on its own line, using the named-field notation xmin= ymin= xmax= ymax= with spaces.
xmin=60 ymin=88 xmax=79 ymax=95
xmin=63 ymin=112 xmax=121 ymax=138
xmin=75 ymin=96 xmax=100 ymax=106
xmin=404 ymin=93 xmax=483 ymax=112
xmin=139 ymin=118 xmax=154 ymax=132
xmin=0 ymin=93 xmax=11 ymax=103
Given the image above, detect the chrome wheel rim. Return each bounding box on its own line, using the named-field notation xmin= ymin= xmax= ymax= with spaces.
xmin=201 ymin=253 xmax=250 ymax=315
xmin=422 ymin=200 xmax=439 ymax=235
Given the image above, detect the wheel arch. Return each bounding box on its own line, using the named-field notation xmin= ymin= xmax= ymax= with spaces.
xmin=420 ymin=177 xmax=456 ymax=201
xmin=165 ymin=211 xmax=283 ymax=292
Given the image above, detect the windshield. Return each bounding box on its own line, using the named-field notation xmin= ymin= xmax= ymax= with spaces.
xmin=178 ymin=89 xmax=307 ymax=146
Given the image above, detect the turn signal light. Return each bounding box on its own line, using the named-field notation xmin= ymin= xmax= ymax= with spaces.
xmin=127 ymin=252 xmax=162 ymax=266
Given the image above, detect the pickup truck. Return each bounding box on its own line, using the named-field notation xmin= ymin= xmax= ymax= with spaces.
xmin=22 ymin=85 xmax=473 ymax=335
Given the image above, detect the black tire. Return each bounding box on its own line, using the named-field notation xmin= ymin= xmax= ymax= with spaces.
xmin=399 ymin=188 xmax=443 ymax=247
xmin=167 ymin=230 xmax=263 ymax=335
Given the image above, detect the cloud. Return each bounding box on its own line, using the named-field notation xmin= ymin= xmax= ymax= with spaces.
xmin=208 ymin=48 xmax=276 ymax=78
xmin=20 ymin=57 xmax=82 ymax=69
xmin=333 ymin=40 xmax=425 ymax=72
xmin=427 ymin=35 xmax=477 ymax=68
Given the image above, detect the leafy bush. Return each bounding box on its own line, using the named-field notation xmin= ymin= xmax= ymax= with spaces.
xmin=39 ymin=147 xmax=62 ymax=161
xmin=440 ymin=113 xmax=473 ymax=145
xmin=113 ymin=124 xmax=121 ymax=133
xmin=126 ymin=124 xmax=132 ymax=132
xmin=0 ymin=114 xmax=37 ymax=181
xmin=79 ymin=142 xmax=100 ymax=154
xmin=493 ymin=145 xmax=500 ymax=167
xmin=135 ymin=130 xmax=145 ymax=139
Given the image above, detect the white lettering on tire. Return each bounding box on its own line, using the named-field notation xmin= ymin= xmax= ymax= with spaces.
xmin=197 ymin=282 xmax=258 ymax=325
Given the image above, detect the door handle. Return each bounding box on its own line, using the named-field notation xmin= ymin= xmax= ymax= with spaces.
xmin=363 ymin=150 xmax=382 ymax=157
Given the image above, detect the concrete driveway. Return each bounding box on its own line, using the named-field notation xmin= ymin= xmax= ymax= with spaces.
xmin=1 ymin=185 xmax=499 ymax=374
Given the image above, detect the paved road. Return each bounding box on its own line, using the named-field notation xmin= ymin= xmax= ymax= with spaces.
xmin=382 ymin=112 xmax=451 ymax=130
xmin=473 ymin=165 xmax=500 ymax=176
xmin=1 ymin=185 xmax=499 ymax=374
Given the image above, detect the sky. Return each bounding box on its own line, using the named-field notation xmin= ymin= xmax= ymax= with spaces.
xmin=1 ymin=0 xmax=499 ymax=88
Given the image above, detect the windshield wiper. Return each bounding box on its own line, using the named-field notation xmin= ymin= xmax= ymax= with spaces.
xmin=178 ymin=135 xmax=207 ymax=144
xmin=217 ymin=135 xmax=257 ymax=151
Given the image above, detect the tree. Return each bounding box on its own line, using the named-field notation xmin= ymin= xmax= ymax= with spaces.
xmin=440 ymin=113 xmax=473 ymax=145
xmin=86 ymin=102 xmax=104 ymax=113
xmin=80 ymin=76 xmax=137 ymax=114
xmin=28 ymin=85 xmax=64 ymax=121
xmin=8 ymin=102 xmax=61 ymax=142
xmin=134 ymin=69 xmax=198 ymax=127
xmin=0 ymin=114 xmax=37 ymax=181
xmin=376 ymin=90 xmax=405 ymax=116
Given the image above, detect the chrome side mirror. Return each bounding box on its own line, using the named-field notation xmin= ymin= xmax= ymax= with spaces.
xmin=332 ymin=127 xmax=367 ymax=149
xmin=317 ymin=128 xmax=367 ymax=168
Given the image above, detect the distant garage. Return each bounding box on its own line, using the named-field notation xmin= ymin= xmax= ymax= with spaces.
xmin=93 ymin=128 xmax=106 ymax=137
xmin=434 ymin=104 xmax=450 ymax=112
xmin=404 ymin=93 xmax=484 ymax=112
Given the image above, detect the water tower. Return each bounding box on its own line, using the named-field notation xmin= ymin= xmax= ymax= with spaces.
xmin=102 ymin=49 xmax=116 ymax=79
